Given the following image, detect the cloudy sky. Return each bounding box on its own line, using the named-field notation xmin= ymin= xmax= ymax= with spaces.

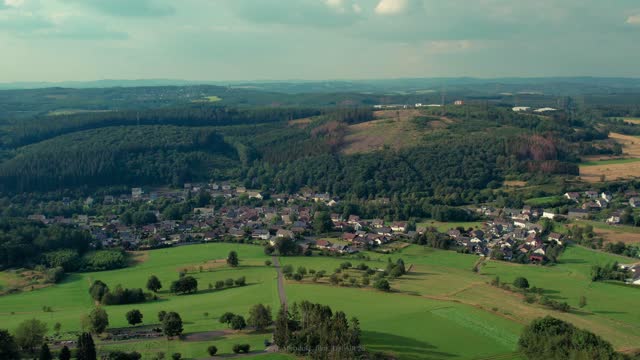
xmin=1 ymin=0 xmax=639 ymax=82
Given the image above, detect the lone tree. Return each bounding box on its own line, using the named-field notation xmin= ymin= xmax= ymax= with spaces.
xmin=230 ymin=315 xmax=247 ymax=330
xmin=14 ymin=318 xmax=48 ymax=354
xmin=374 ymin=279 xmax=391 ymax=292
xmin=89 ymin=280 xmax=109 ymax=302
xmin=146 ymin=275 xmax=162 ymax=293
xmin=170 ymin=276 xmax=198 ymax=295
xmin=88 ymin=307 xmax=109 ymax=334
xmin=227 ymin=251 xmax=239 ymax=267
xmin=38 ymin=343 xmax=52 ymax=360
xmin=207 ymin=345 xmax=218 ymax=356
xmin=158 ymin=310 xmax=167 ymax=322
xmin=162 ymin=312 xmax=184 ymax=339
xmin=0 ymin=329 xmax=19 ymax=360
xmin=58 ymin=346 xmax=71 ymax=360
xmin=513 ymin=277 xmax=530 ymax=289
xmin=219 ymin=312 xmax=235 ymax=326
xmin=126 ymin=309 xmax=144 ymax=327
xmin=76 ymin=333 xmax=96 ymax=360
xmin=247 ymin=304 xmax=273 ymax=331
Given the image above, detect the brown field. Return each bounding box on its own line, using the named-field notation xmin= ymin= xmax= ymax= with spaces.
xmin=288 ymin=117 xmax=314 ymax=128
xmin=580 ymin=132 xmax=640 ymax=182
xmin=594 ymin=228 xmax=640 ymax=244
xmin=503 ymin=180 xmax=527 ymax=187
xmin=623 ymin=117 xmax=640 ymax=125
xmin=341 ymin=109 xmax=451 ymax=154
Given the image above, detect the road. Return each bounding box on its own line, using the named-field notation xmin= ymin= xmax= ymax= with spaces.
xmin=272 ymin=255 xmax=288 ymax=310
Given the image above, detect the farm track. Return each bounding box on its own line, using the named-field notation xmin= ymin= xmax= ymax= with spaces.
xmin=272 ymin=256 xmax=288 ymax=310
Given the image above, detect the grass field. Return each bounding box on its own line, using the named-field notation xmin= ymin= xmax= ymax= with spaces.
xmin=0 ymin=243 xmax=279 ymax=359
xmin=191 ymin=96 xmax=222 ymax=103
xmin=3 ymin=242 xmax=640 ymax=359
xmin=417 ymin=220 xmax=484 ymax=232
xmin=576 ymin=220 xmax=640 ymax=244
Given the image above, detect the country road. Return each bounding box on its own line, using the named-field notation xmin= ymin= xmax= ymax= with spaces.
xmin=272 ymin=256 xmax=288 ymax=310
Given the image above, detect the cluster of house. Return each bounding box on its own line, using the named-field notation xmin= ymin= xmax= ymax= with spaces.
xmin=562 ymin=190 xmax=640 ymax=224
xmin=448 ymin=218 xmax=563 ymax=263
xmin=311 ymin=215 xmax=412 ymax=254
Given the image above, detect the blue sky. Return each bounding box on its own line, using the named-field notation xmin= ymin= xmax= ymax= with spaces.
xmin=1 ymin=0 xmax=639 ymax=82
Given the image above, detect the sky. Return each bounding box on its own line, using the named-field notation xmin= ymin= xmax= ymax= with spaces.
xmin=1 ymin=0 xmax=639 ymax=82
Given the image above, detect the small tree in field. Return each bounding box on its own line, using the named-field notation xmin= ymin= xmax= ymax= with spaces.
xmin=88 ymin=307 xmax=109 ymax=334
xmin=126 ymin=309 xmax=144 ymax=327
xmin=147 ymin=275 xmax=162 ymax=293
xmin=513 ymin=277 xmax=530 ymax=289
xmin=162 ymin=312 xmax=183 ymax=339
xmin=227 ymin=251 xmax=239 ymax=267
xmin=230 ymin=315 xmax=246 ymax=330
xmin=207 ymin=345 xmax=218 ymax=356
xmin=247 ymin=304 xmax=273 ymax=331
xmin=219 ymin=312 xmax=235 ymax=326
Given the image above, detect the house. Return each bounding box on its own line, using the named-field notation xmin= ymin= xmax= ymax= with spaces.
xmin=630 ymin=197 xmax=640 ymax=208
xmin=276 ymin=229 xmax=294 ymax=238
xmin=391 ymin=222 xmax=407 ymax=233
xmin=585 ymin=191 xmax=598 ymax=199
xmin=371 ymin=219 xmax=385 ymax=228
xmin=315 ymin=239 xmax=332 ymax=248
xmin=342 ymin=233 xmax=358 ymax=242
xmin=252 ymin=229 xmax=271 ymax=240
xmin=529 ymin=254 xmax=545 ymax=263
xmin=132 ymin=188 xmax=143 ymax=199
xmin=512 ymin=106 xmax=530 ymax=112
xmin=564 ymin=192 xmax=580 ymax=202
xmin=601 ymin=192 xmax=613 ymax=202
xmin=548 ymin=233 xmax=563 ymax=245
xmin=607 ymin=213 xmax=622 ymax=225
xmin=542 ymin=211 xmax=556 ymax=220
xmin=347 ymin=215 xmax=361 ymax=224
xmin=568 ymin=209 xmax=589 ymax=219
xmin=454 ymin=100 xmax=464 ymax=106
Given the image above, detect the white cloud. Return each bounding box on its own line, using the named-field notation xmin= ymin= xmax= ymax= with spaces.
xmin=374 ymin=0 xmax=409 ymax=15
xmin=626 ymin=14 xmax=640 ymax=25
xmin=4 ymin=0 xmax=25 ymax=7
xmin=325 ymin=0 xmax=361 ymax=15
xmin=423 ymin=40 xmax=483 ymax=55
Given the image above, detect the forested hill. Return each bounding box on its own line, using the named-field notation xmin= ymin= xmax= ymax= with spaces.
xmin=0 ymin=94 xmax=604 ymax=202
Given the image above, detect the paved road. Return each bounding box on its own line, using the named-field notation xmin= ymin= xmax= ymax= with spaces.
xmin=272 ymin=255 xmax=288 ymax=310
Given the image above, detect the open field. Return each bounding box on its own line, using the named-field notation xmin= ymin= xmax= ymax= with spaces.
xmin=341 ymin=110 xmax=451 ymax=154
xmin=0 ymin=243 xmax=279 ymax=358
xmin=580 ymin=132 xmax=640 ymax=182
xmin=191 ymin=95 xmax=222 ymax=103
xmin=576 ymin=220 xmax=640 ymax=244
xmin=417 ymin=220 xmax=484 ymax=232
xmin=3 ymin=241 xmax=640 ymax=358
xmin=623 ymin=117 xmax=640 ymax=124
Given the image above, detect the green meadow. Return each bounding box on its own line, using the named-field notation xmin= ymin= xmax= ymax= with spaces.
xmin=2 ymin=241 xmax=640 ymax=359
xmin=581 ymin=158 xmax=640 ymax=166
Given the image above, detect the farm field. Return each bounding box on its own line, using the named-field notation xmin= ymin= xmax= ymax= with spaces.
xmin=576 ymin=220 xmax=640 ymax=244
xmin=580 ymin=132 xmax=640 ymax=182
xmin=623 ymin=117 xmax=640 ymax=124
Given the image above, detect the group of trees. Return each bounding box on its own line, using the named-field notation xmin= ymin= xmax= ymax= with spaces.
xmin=170 ymin=276 xmax=198 ymax=295
xmin=0 ymin=218 xmax=94 ymax=270
xmin=591 ymin=262 xmax=629 ymax=282
xmin=519 ymin=316 xmax=626 ymax=359
xmin=274 ymin=301 xmax=363 ymax=359
xmin=89 ymin=280 xmax=147 ymax=305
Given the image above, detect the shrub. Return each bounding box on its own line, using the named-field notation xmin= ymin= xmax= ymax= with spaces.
xmin=513 ymin=277 xmax=530 ymax=289
xmin=207 ymin=345 xmax=217 ymax=356
xmin=79 ymin=250 xmax=127 ymax=272
xmin=374 ymin=279 xmax=391 ymax=292
xmin=215 ymin=280 xmax=225 ymax=289
xmin=232 ymin=344 xmax=250 ymax=354
xmin=234 ymin=276 xmax=246 ymax=286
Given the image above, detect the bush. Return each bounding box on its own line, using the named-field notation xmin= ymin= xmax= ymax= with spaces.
xmin=225 ymin=278 xmax=234 ymax=287
xmin=232 ymin=344 xmax=250 ymax=354
xmin=171 ymin=353 xmax=181 ymax=360
xmin=513 ymin=277 xmax=530 ymax=289
xmin=207 ymin=345 xmax=217 ymax=356
xmin=101 ymin=285 xmax=146 ymax=305
xmin=234 ymin=276 xmax=246 ymax=286
xmin=374 ymin=279 xmax=391 ymax=292
xmin=230 ymin=315 xmax=246 ymax=330
xmin=264 ymin=260 xmax=272 ymax=266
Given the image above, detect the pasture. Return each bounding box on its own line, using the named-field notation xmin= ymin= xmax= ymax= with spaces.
xmin=0 ymin=243 xmax=279 ymax=358
xmin=3 ymin=241 xmax=640 ymax=358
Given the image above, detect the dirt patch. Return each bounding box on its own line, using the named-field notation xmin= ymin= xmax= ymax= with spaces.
xmin=176 ymin=259 xmax=227 ymax=273
xmin=594 ymin=228 xmax=640 ymax=245
xmin=288 ymin=117 xmax=314 ymax=128
xmin=503 ymin=180 xmax=526 ymax=187
xmin=128 ymin=251 xmax=149 ymax=266
xmin=183 ymin=330 xmax=232 ymax=342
